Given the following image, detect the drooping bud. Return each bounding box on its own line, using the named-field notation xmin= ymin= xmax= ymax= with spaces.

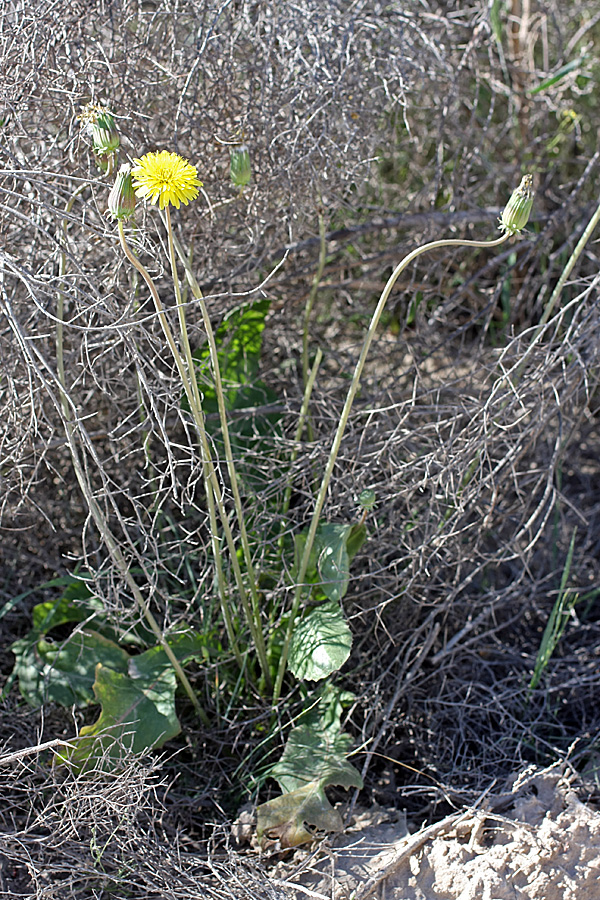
xmin=500 ymin=174 xmax=534 ymax=235
xmin=108 ymin=163 xmax=136 ymax=220
xmin=230 ymin=143 xmax=251 ymax=190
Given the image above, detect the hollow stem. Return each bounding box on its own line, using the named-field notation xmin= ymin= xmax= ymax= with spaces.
xmin=119 ymin=221 xmax=260 ymax=680
xmin=167 ymin=225 xmax=272 ymax=688
xmin=273 ymin=230 xmax=511 ymax=702
xmin=302 ymin=212 xmax=327 ymax=395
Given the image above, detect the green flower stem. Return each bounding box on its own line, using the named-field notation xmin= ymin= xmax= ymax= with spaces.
xmin=540 ymin=196 xmax=600 ymax=328
xmin=118 ymin=222 xmax=270 ymax=687
xmin=282 ymin=346 xmax=323 ymax=525
xmin=164 ymin=210 xmax=258 ymax=677
xmin=117 ymin=221 xmax=246 ymax=674
xmin=54 ymin=208 xmax=207 ymax=721
xmin=166 ymin=225 xmax=272 ymax=689
xmin=273 ymin=230 xmax=511 ymax=703
xmin=302 ymin=212 xmax=327 ymax=392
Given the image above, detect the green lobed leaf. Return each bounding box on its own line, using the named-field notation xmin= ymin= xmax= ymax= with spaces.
xmin=256 ymin=780 xmax=345 ymax=848
xmin=257 ymin=685 xmax=363 ymax=847
xmin=269 ymin=723 xmax=360 ymax=794
xmin=0 ymin=575 xmax=94 ymax=623
xmin=32 ymin=579 xmax=102 ymax=632
xmin=58 ymin=630 xmax=209 ymax=768
xmin=298 ymin=682 xmax=357 ymax=733
xmin=317 ymin=524 xmax=351 ymax=603
xmin=293 ymin=531 xmax=319 ymax=585
xmin=293 ymin=522 xmax=367 ymax=603
xmin=288 ymin=600 xmax=352 ymax=681
xmin=11 ymin=629 xmax=129 ymax=708
xmin=270 ymin=685 xmax=361 ymax=792
xmin=127 ymin=630 xmax=209 ymax=680
xmin=345 ymin=523 xmax=367 ymax=563
xmin=63 ymin=661 xmax=181 ymax=770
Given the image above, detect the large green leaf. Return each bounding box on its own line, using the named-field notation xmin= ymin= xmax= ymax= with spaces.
xmin=11 ymin=581 xmax=129 ymax=707
xmin=60 ymin=631 xmax=208 ymax=769
xmin=269 ymin=723 xmax=360 ymax=794
xmin=126 ymin=630 xmax=210 ymax=679
xmin=288 ymin=600 xmax=352 ymax=681
xmin=12 ymin=630 xmax=129 ymax=708
xmin=270 ymin=685 xmax=360 ymax=792
xmin=32 ymin=579 xmax=103 ymax=631
xmin=318 ymin=523 xmax=366 ymax=602
xmin=293 ymin=523 xmax=367 ymax=603
xmin=64 ymin=661 xmax=180 ymax=769
xmin=345 ymin=522 xmax=367 ymax=563
xmin=191 ymin=298 xmax=283 ymax=493
xmin=0 ymin=575 xmax=91 ymax=623
xmin=257 ymin=686 xmax=362 ymax=847
xmin=317 ymin=524 xmax=351 ymax=603
xmin=256 ymin=780 xmax=346 ymax=848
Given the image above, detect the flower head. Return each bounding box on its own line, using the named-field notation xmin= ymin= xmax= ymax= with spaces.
xmin=500 ymin=174 xmax=534 ymax=235
xmin=358 ymin=489 xmax=376 ymax=511
xmin=108 ymin=164 xmax=136 ymax=221
xmin=131 ymin=150 xmax=202 ymax=210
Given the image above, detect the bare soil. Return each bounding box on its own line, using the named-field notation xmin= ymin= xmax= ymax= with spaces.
xmin=283 ymin=767 xmax=600 ymax=900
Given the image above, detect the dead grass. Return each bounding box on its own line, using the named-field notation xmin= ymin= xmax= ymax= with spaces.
xmin=2 ymin=0 xmax=600 ymax=896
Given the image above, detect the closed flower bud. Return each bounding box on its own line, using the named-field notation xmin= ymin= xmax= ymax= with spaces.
xmin=94 ymin=150 xmax=112 ymax=175
xmin=500 ymin=174 xmax=534 ymax=235
xmin=92 ymin=110 xmax=120 ymax=156
xmin=230 ymin=143 xmax=251 ymax=189
xmin=108 ymin=164 xmax=136 ymax=220
xmin=358 ymin=489 xmax=376 ymax=511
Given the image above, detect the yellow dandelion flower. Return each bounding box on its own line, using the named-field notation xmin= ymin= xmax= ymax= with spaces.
xmin=131 ymin=150 xmax=202 ymax=210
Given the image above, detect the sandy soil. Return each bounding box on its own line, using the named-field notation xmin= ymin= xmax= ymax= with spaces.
xmin=283 ymin=765 xmax=600 ymax=900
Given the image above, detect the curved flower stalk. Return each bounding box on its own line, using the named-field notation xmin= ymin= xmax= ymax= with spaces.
xmin=272 ymin=175 xmax=535 ymax=701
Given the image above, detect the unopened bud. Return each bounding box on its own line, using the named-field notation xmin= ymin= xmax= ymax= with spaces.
xmin=500 ymin=174 xmax=534 ymax=235
xmin=108 ymin=164 xmax=136 ymax=220
xmin=94 ymin=150 xmax=114 ymax=176
xmin=358 ymin=489 xmax=376 ymax=511
xmin=230 ymin=144 xmax=251 ymax=189
xmin=92 ymin=110 xmax=120 ymax=156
